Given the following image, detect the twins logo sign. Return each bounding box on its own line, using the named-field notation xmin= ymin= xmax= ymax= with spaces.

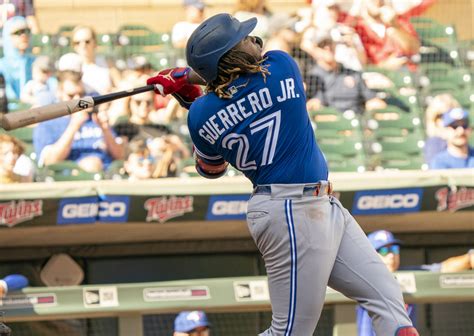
xmin=352 ymin=188 xmax=423 ymax=215
xmin=57 ymin=196 xmax=130 ymax=224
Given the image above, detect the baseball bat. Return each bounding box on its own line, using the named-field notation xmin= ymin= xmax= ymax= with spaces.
xmin=0 ymin=84 xmax=162 ymax=131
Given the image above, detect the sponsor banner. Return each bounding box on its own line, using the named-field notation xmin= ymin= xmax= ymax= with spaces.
xmin=144 ymin=196 xmax=194 ymax=223
xmin=234 ymin=280 xmax=270 ymax=302
xmin=83 ymin=287 xmax=119 ymax=308
xmin=0 ymin=200 xmax=43 ymax=227
xmin=435 ymin=186 xmax=474 ymax=212
xmin=57 ymin=196 xmax=130 ymax=224
xmin=394 ymin=273 xmax=417 ymax=293
xmin=206 ymin=195 xmax=250 ymax=221
xmin=143 ymin=286 xmax=210 ymax=302
xmin=439 ymin=274 xmax=474 ymax=288
xmin=352 ymin=188 xmax=423 ymax=215
xmin=0 ymin=293 xmax=56 ymax=309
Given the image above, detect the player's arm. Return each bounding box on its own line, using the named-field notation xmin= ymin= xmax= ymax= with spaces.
xmin=193 ymin=146 xmax=229 ymax=179
xmin=146 ymin=67 xmax=205 ymax=109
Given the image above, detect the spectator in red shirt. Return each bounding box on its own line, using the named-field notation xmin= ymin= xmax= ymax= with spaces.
xmin=345 ymin=0 xmax=433 ymax=70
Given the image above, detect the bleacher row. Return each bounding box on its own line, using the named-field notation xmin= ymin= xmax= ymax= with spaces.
xmin=1 ymin=15 xmax=473 ymax=180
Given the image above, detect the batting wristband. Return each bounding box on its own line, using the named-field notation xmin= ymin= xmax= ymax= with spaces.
xmin=195 ymin=158 xmax=229 ymax=179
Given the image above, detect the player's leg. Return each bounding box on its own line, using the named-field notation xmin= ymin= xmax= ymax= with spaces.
xmin=247 ymin=187 xmax=345 ymax=335
xmin=326 ymin=197 xmax=417 ymax=336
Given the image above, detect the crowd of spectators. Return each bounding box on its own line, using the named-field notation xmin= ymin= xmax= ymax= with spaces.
xmin=0 ymin=0 xmax=472 ymax=184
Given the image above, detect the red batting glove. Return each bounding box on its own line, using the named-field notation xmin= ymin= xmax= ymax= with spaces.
xmin=172 ymin=84 xmax=203 ymax=109
xmin=146 ymin=67 xmax=191 ymax=96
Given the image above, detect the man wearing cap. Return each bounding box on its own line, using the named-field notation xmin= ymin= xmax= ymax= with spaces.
xmin=304 ymin=31 xmax=386 ymax=114
xmin=171 ymin=0 xmax=207 ymax=49
xmin=173 ymin=311 xmax=210 ymax=336
xmin=0 ymin=16 xmax=34 ymax=101
xmin=357 ymin=230 xmax=415 ymax=335
xmin=430 ymin=108 xmax=474 ymax=169
xmin=357 ymin=230 xmax=474 ymax=335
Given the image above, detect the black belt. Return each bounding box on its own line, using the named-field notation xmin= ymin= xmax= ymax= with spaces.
xmin=253 ymin=182 xmax=333 ymax=197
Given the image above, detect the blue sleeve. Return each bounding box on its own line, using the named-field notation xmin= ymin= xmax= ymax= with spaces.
xmin=33 ymin=119 xmax=66 ymax=161
xmin=187 ymin=100 xmax=225 ymax=165
xmin=429 ymin=155 xmax=446 ymax=169
xmin=356 ymin=306 xmax=376 ymax=336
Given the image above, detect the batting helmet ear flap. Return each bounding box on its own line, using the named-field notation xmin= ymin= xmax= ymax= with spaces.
xmin=185 ymin=13 xmax=257 ymax=83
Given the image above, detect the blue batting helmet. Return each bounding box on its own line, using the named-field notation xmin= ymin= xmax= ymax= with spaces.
xmin=186 ymin=13 xmax=257 ymax=82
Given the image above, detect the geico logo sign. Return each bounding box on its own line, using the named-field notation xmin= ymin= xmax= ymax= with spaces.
xmin=62 ymin=202 xmax=127 ymax=218
xmin=212 ymin=201 xmax=247 ymax=215
xmin=357 ymin=194 xmax=419 ymax=210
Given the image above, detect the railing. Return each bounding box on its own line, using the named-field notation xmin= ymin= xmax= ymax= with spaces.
xmin=2 ymin=271 xmax=473 ymax=336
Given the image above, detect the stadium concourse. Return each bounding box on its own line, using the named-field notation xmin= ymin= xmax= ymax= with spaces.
xmin=0 ymin=0 xmax=473 ymax=335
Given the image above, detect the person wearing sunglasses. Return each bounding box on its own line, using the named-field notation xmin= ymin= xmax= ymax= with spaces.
xmin=430 ymin=108 xmax=474 ymax=169
xmin=71 ymin=25 xmax=112 ymax=95
xmin=0 ymin=16 xmax=34 ymax=101
xmin=357 ymin=230 xmax=413 ymax=335
xmin=173 ymin=311 xmax=210 ymax=336
xmin=357 ymin=230 xmax=473 ymax=335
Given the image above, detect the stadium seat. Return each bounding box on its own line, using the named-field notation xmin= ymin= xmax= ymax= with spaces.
xmin=1 ymin=126 xmax=34 ymax=143
xmin=7 ymin=99 xmax=31 ymax=112
xmin=364 ymin=107 xmax=422 ymax=133
xmin=311 ymin=107 xmax=361 ymax=132
xmin=41 ymin=161 xmax=103 ymax=181
xmin=324 ymin=152 xmax=366 ymax=173
xmin=369 ymin=133 xmax=425 ymax=156
xmin=372 ymin=151 xmax=428 ymax=171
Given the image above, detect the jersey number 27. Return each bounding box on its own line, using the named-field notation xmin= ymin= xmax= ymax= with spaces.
xmin=221 ymin=111 xmax=281 ymax=171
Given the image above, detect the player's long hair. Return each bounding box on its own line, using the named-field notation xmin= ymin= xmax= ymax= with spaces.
xmin=207 ymin=49 xmax=270 ymax=99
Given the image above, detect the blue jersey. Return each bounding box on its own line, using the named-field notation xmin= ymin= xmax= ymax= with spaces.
xmin=188 ymin=50 xmax=328 ymax=186
xmin=33 ymin=116 xmax=115 ymax=168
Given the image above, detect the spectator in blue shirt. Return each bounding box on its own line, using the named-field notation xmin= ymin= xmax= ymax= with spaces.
xmin=33 ymin=71 xmax=124 ymax=172
xmin=430 ymin=108 xmax=474 ymax=169
xmin=0 ymin=16 xmax=34 ymax=101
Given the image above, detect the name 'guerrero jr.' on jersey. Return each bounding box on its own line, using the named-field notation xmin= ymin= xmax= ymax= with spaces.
xmin=188 ymin=50 xmax=328 ymax=186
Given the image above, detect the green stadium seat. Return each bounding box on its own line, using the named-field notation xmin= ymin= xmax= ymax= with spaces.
xmin=365 ymin=107 xmax=422 ymax=133
xmin=369 ymin=133 xmax=425 ymax=156
xmin=318 ymin=136 xmax=364 ymax=157
xmin=41 ymin=160 xmax=103 ymax=181
xmin=416 ymin=23 xmax=458 ymax=45
xmin=311 ymin=107 xmax=361 ymax=132
xmin=4 ymin=126 xmax=34 ymax=143
xmin=373 ymin=151 xmax=428 ymax=171
xmin=324 ymin=152 xmax=366 ymax=173
xmin=7 ymin=99 xmax=31 ymax=112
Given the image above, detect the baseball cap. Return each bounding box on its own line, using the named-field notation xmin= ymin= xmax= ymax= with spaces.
xmin=442 ymin=107 xmax=469 ymax=127
xmin=174 ymin=311 xmax=210 ymax=332
xmin=183 ymin=0 xmax=207 ymax=10
xmin=57 ymin=53 xmax=83 ymax=73
xmin=33 ymin=56 xmax=54 ymax=72
xmin=367 ymin=230 xmax=401 ymax=250
xmin=9 ymin=18 xmax=29 ymax=34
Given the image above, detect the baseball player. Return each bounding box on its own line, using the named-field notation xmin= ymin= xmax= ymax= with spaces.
xmin=147 ymin=13 xmax=419 ymax=336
